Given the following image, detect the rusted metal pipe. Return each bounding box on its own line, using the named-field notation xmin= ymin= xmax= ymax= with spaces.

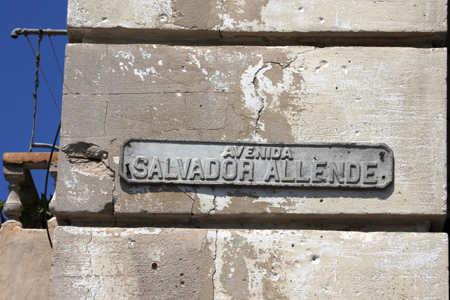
xmin=11 ymin=28 xmax=67 ymax=39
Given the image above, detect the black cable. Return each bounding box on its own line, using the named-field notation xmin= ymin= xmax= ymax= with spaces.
xmin=39 ymin=64 xmax=61 ymax=116
xmin=48 ymin=35 xmax=73 ymax=96
xmin=43 ymin=122 xmax=61 ymax=249
xmin=48 ymin=36 xmax=64 ymax=80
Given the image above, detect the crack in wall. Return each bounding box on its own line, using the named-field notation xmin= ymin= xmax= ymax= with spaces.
xmin=252 ymin=64 xmax=267 ymax=137
xmin=208 ymin=195 xmax=217 ymax=215
xmin=189 ymin=194 xmax=195 ymax=227
xmin=161 ymin=75 xmax=191 ymax=86
xmin=211 ymin=229 xmax=218 ymax=300
xmin=251 ymin=54 xmax=308 ymax=137
xmin=101 ymin=157 xmax=117 ymax=226
xmin=218 ymin=0 xmax=225 ymax=39
xmin=254 ymin=97 xmax=265 ymax=137
xmin=228 ymin=101 xmax=255 ymax=122
xmin=85 ymin=229 xmax=101 ymax=299
xmin=175 ymin=186 xmax=196 ymax=227
xmin=103 ymin=101 xmax=108 ymax=134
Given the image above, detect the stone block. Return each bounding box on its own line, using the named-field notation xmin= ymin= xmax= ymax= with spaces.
xmin=57 ymin=45 xmax=447 ymax=229
xmin=56 ymin=151 xmax=115 ymax=225
xmin=49 ymin=227 xmax=449 ymax=299
xmin=67 ymin=0 xmax=447 ymax=46
xmin=50 ymin=227 xmax=215 ymax=299
xmin=0 ymin=224 xmax=53 ymax=300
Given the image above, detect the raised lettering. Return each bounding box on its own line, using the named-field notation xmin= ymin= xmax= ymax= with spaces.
xmin=149 ymin=157 xmax=163 ymax=180
xmin=177 ymin=157 xmax=191 ymax=180
xmin=255 ymin=147 xmax=266 ymax=159
xmin=206 ymin=158 xmax=220 ymax=180
xmin=312 ymin=161 xmax=327 ymax=183
xmin=271 ymin=147 xmax=281 ymax=160
xmin=188 ymin=158 xmax=205 ymax=180
xmin=346 ymin=162 xmax=360 ymax=183
xmin=122 ymin=141 xmax=392 ymax=188
xmin=222 ymin=159 xmax=237 ymax=180
xmin=164 ymin=157 xmax=178 ymax=180
xmin=328 ymin=161 xmax=344 ymax=184
xmin=239 ymin=160 xmax=254 ymax=181
xmin=362 ymin=161 xmax=378 ymax=184
xmin=233 ymin=146 xmax=245 ymax=159
xmin=281 ymin=160 xmax=295 ymax=182
xmin=295 ymin=160 xmax=310 ymax=183
xmin=281 ymin=148 xmax=293 ymax=160
xmin=132 ymin=156 xmax=148 ymax=179
xmin=221 ymin=146 xmax=235 ymax=158
xmin=245 ymin=147 xmax=254 ymax=159
xmin=264 ymin=160 xmax=280 ymax=182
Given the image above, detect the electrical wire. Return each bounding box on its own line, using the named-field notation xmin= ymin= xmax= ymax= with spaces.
xmin=15 ymin=28 xmax=65 ymax=246
xmin=26 ymin=30 xmax=42 ymax=152
xmin=23 ymin=30 xmax=64 ymax=246
xmin=38 ymin=65 xmax=61 ymax=116
xmin=25 ymin=35 xmax=61 ymax=116
xmin=48 ymin=35 xmax=73 ymax=97
xmin=43 ymin=122 xmax=61 ymax=249
xmin=48 ymin=36 xmax=64 ymax=80
xmin=48 ymin=35 xmax=73 ymax=95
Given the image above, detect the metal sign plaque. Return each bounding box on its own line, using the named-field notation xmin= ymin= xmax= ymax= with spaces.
xmin=120 ymin=139 xmax=394 ymax=188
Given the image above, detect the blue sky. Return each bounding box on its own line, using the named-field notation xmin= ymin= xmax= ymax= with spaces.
xmin=1 ymin=1 xmax=67 ymax=213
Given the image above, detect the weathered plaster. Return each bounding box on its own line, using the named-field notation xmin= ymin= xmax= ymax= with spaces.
xmin=58 ymin=45 xmax=446 ymax=229
xmin=50 ymin=227 xmax=449 ymax=299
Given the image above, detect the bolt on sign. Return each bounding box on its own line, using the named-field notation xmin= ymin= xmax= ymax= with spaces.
xmin=120 ymin=139 xmax=393 ymax=188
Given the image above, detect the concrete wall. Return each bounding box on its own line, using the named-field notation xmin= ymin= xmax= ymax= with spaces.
xmin=56 ymin=45 xmax=447 ymax=230
xmin=49 ymin=0 xmax=449 ymax=298
xmin=0 ymin=223 xmax=53 ymax=300
xmin=67 ymin=0 xmax=447 ymax=46
xmin=50 ymin=226 xmax=449 ymax=299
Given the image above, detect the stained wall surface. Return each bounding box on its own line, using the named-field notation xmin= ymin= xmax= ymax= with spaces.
xmin=49 ymin=0 xmax=449 ymax=298
xmin=67 ymin=0 xmax=447 ymax=46
xmin=56 ymin=45 xmax=447 ymax=229
xmin=0 ymin=224 xmax=53 ymax=300
xmin=50 ymin=227 xmax=449 ymax=299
